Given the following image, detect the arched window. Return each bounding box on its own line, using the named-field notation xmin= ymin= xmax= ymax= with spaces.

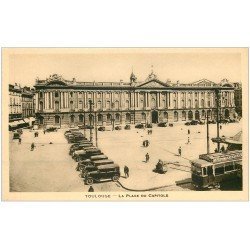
xmin=55 ymin=101 xmax=59 ymax=110
xmin=39 ymin=92 xmax=43 ymax=98
xmin=79 ymin=114 xmax=84 ymax=123
xmin=188 ymin=99 xmax=191 ymax=108
xmin=115 ymin=100 xmax=119 ymax=109
xmin=107 ymin=114 xmax=112 ymax=123
xmin=195 ymin=99 xmax=198 ymax=108
xmin=202 ymin=110 xmax=206 ymax=119
xmin=173 ymin=100 xmax=177 ymax=109
xmin=39 ymin=116 xmax=44 ymax=125
xmin=126 ymin=100 xmax=130 ymax=109
xmin=97 ymin=114 xmax=103 ymax=125
xmin=70 ymin=92 xmax=73 ymax=98
xmin=115 ymin=113 xmax=120 ymax=123
xmin=39 ymin=101 xmax=43 ymax=111
xmin=70 ymin=115 xmax=75 ymax=123
xmin=140 ymin=100 xmax=143 ymax=108
xmin=195 ymin=110 xmax=200 ymax=120
xmin=174 ymin=111 xmax=178 ymax=122
xmin=97 ymin=101 xmax=102 ymax=110
xmin=55 ymin=92 xmax=59 ymax=98
xmin=188 ymin=110 xmax=193 ymax=120
xmin=182 ymin=111 xmax=186 ymax=121
xmin=163 ymin=112 xmax=168 ymax=122
xmin=201 ymin=99 xmax=205 ymax=108
xmin=207 ymin=110 xmax=211 ymax=119
xmin=55 ymin=115 xmax=60 ymax=124
xmin=181 ymin=100 xmax=185 ymax=108
xmin=106 ymin=101 xmax=111 ymax=110
xmin=125 ymin=113 xmax=131 ymax=123
xmin=89 ymin=114 xmax=94 ymax=125
xmin=70 ymin=101 xmax=73 ymax=110
xmin=141 ymin=112 xmax=146 ymax=122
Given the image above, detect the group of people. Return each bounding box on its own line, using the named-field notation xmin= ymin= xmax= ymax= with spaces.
xmin=34 ymin=131 xmax=39 ymax=137
xmin=147 ymin=129 xmax=153 ymax=135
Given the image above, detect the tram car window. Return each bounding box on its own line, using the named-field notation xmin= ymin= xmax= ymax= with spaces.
xmin=225 ymin=162 xmax=234 ymax=172
xmin=215 ymin=165 xmax=225 ymax=175
xmin=203 ymin=168 xmax=207 ymax=176
xmin=234 ymin=161 xmax=242 ymax=170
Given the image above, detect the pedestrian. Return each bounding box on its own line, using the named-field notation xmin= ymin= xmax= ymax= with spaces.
xmin=31 ymin=142 xmax=35 ymax=151
xmin=37 ymin=132 xmax=39 ymax=137
xmin=178 ymin=146 xmax=182 ymax=156
xmin=187 ymin=137 xmax=190 ymax=144
xmin=124 ymin=165 xmax=129 ymax=178
xmin=145 ymin=153 xmax=150 ymax=162
xmin=43 ymin=129 xmax=46 ymax=134
xmin=220 ymin=125 xmax=222 ymax=130
xmin=18 ymin=137 xmax=22 ymax=144
xmin=188 ymin=129 xmax=190 ymax=135
xmin=221 ymin=145 xmax=225 ymax=153
xmin=88 ymin=185 xmax=94 ymax=192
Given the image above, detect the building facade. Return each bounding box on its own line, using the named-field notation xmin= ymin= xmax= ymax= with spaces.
xmin=233 ymin=82 xmax=242 ymax=117
xmin=34 ymin=73 xmax=236 ymax=127
xmin=21 ymin=87 xmax=35 ymax=118
xmin=9 ymin=84 xmax=22 ymax=121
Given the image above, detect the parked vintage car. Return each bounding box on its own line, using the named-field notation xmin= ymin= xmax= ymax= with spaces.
xmin=74 ymin=148 xmax=102 ymax=162
xmin=115 ymin=126 xmax=122 ymax=130
xmin=76 ymin=155 xmax=108 ymax=171
xmin=90 ymin=154 xmax=108 ymax=161
xmin=135 ymin=123 xmax=144 ymax=129
xmin=98 ymin=126 xmax=106 ymax=131
xmin=124 ymin=125 xmax=131 ymax=130
xmin=80 ymin=159 xmax=115 ymax=177
xmin=84 ymin=164 xmax=120 ymax=185
xmin=45 ymin=126 xmax=58 ymax=132
xmin=70 ymin=142 xmax=93 ymax=155
xmin=158 ymin=122 xmax=168 ymax=127
xmin=145 ymin=123 xmax=153 ymax=128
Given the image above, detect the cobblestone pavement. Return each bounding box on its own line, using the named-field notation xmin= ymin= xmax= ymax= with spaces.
xmin=9 ymin=120 xmax=242 ymax=192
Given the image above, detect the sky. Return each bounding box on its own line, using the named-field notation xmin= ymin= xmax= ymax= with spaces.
xmin=7 ymin=49 xmax=242 ymax=87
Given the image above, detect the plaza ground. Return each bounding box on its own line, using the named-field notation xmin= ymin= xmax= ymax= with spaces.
xmin=9 ymin=120 xmax=242 ymax=192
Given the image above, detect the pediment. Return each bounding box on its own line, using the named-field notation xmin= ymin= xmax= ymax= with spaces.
xmin=137 ymin=79 xmax=170 ymax=88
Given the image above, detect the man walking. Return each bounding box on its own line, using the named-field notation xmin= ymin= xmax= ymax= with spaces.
xmin=145 ymin=153 xmax=150 ymax=163
xmin=124 ymin=165 xmax=129 ymax=178
xmin=18 ymin=137 xmax=22 ymax=144
xmin=178 ymin=146 xmax=182 ymax=156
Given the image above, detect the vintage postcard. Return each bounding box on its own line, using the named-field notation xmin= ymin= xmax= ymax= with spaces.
xmin=2 ymin=48 xmax=248 ymax=201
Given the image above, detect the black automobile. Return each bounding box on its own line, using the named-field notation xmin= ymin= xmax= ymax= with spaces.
xmin=158 ymin=122 xmax=168 ymax=127
xmin=70 ymin=142 xmax=93 ymax=155
xmin=145 ymin=123 xmax=153 ymax=128
xmin=98 ymin=126 xmax=106 ymax=131
xmin=45 ymin=126 xmax=58 ymax=132
xmin=84 ymin=164 xmax=120 ymax=185
xmin=115 ymin=126 xmax=122 ymax=130
xmin=124 ymin=125 xmax=131 ymax=130
xmin=190 ymin=120 xmax=199 ymax=125
xmin=135 ymin=123 xmax=144 ymax=129
xmin=74 ymin=148 xmax=102 ymax=162
xmin=80 ymin=159 xmax=114 ymax=177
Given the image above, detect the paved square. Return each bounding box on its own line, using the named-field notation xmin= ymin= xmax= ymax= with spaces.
xmin=9 ymin=121 xmax=242 ymax=192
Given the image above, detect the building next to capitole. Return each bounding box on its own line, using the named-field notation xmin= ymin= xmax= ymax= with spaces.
xmin=9 ymin=83 xmax=36 ymax=130
xmin=34 ymin=71 xmax=236 ymax=128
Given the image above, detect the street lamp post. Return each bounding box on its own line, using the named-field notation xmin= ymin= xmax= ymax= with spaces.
xmin=95 ymin=112 xmax=98 ymax=147
xmin=111 ymin=102 xmax=115 ymax=131
xmin=89 ymin=100 xmax=94 ymax=142
xmin=215 ymin=89 xmax=221 ymax=152
xmin=206 ymin=110 xmax=210 ymax=154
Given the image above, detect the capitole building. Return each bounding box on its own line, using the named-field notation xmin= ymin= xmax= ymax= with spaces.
xmin=34 ymin=71 xmax=236 ymax=127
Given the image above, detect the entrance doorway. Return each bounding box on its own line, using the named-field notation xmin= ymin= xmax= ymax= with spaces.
xmin=151 ymin=110 xmax=158 ymax=123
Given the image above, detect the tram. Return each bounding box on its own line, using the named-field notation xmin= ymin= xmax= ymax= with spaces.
xmin=191 ymin=150 xmax=242 ymax=189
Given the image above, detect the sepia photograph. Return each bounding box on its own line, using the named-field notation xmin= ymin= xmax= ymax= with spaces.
xmin=2 ymin=48 xmax=248 ymax=201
